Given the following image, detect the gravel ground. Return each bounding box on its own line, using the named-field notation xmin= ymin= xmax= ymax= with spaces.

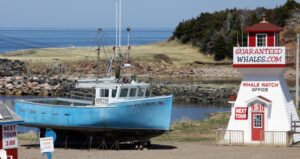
xmin=18 ymin=141 xmax=300 ymax=159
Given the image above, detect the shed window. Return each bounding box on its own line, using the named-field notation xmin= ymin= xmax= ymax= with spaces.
xmin=120 ymin=88 xmax=129 ymax=97
xmin=129 ymin=88 xmax=137 ymax=97
xmin=256 ymin=34 xmax=267 ymax=47
xmin=100 ymin=89 xmax=109 ymax=97
xmin=253 ymin=114 xmax=262 ymax=128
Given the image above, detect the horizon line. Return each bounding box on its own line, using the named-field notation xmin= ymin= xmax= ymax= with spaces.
xmin=0 ymin=27 xmax=175 ymax=31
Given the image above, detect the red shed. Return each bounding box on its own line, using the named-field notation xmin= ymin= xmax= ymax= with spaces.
xmin=245 ymin=16 xmax=283 ymax=47
xmin=0 ymin=103 xmax=23 ymax=159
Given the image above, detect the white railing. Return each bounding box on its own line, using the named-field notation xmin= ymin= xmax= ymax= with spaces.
xmin=216 ymin=129 xmax=292 ymax=146
xmin=66 ymin=91 xmax=94 ymax=101
xmin=260 ymin=131 xmax=292 ymax=146
xmin=216 ymin=128 xmax=244 ymax=145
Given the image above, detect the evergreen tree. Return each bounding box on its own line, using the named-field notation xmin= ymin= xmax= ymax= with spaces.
xmin=172 ymin=0 xmax=300 ymax=61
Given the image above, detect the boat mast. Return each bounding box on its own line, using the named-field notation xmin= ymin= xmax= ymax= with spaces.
xmin=106 ymin=0 xmax=121 ymax=78
xmin=119 ymin=0 xmax=122 ymax=48
xmin=96 ymin=28 xmax=102 ymax=81
xmin=115 ymin=0 xmax=119 ymax=51
xmin=115 ymin=0 xmax=122 ymax=79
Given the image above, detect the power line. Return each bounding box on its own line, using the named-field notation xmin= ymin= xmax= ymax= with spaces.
xmin=0 ymin=39 xmax=39 ymax=49
xmin=0 ymin=34 xmax=56 ymax=48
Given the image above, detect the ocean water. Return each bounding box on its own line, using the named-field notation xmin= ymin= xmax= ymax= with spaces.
xmin=0 ymin=28 xmax=173 ymax=53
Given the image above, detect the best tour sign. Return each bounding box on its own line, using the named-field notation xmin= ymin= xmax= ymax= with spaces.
xmin=233 ymin=47 xmax=286 ymax=66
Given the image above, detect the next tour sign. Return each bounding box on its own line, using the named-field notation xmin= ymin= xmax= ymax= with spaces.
xmin=233 ymin=47 xmax=286 ymax=65
xmin=2 ymin=125 xmax=18 ymax=149
xmin=235 ymin=107 xmax=248 ymax=120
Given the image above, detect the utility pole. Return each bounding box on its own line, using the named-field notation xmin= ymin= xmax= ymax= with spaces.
xmin=296 ymin=33 xmax=299 ymax=109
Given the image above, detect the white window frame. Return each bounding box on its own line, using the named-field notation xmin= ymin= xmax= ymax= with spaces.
xmin=129 ymin=88 xmax=137 ymax=98
xmin=253 ymin=114 xmax=263 ymax=128
xmin=120 ymin=87 xmax=129 ymax=98
xmin=256 ymin=33 xmax=268 ymax=47
xmin=247 ymin=33 xmax=249 ymax=46
xmin=274 ymin=32 xmax=279 ymax=46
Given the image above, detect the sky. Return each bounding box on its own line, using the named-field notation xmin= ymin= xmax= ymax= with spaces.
xmin=0 ymin=0 xmax=297 ymax=29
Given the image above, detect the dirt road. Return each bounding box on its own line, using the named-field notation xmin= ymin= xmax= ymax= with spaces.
xmin=18 ymin=141 xmax=300 ymax=159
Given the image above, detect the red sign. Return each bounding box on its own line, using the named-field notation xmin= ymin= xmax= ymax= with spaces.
xmin=2 ymin=125 xmax=17 ymax=149
xmin=235 ymin=107 xmax=248 ymax=120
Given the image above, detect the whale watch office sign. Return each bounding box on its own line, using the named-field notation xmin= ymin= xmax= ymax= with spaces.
xmin=233 ymin=47 xmax=286 ymax=66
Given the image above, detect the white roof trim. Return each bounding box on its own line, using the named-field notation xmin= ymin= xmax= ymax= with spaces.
xmin=246 ymin=96 xmax=272 ymax=107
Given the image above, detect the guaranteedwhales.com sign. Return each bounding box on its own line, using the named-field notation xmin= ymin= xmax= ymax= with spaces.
xmin=233 ymin=47 xmax=286 ymax=65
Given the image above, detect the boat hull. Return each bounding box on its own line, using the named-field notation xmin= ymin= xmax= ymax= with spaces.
xmin=15 ymin=96 xmax=173 ymax=136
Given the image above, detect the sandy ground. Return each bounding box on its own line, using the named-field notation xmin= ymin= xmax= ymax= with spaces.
xmin=18 ymin=141 xmax=300 ymax=159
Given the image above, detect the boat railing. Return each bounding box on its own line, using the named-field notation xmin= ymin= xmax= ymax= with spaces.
xmin=65 ymin=91 xmax=95 ymax=101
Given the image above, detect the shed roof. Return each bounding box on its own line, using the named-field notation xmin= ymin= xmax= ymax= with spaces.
xmin=245 ymin=20 xmax=283 ymax=33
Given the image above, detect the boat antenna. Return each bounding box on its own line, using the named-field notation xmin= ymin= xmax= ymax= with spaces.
xmin=96 ymin=28 xmax=103 ymax=81
xmin=126 ymin=26 xmax=131 ymax=61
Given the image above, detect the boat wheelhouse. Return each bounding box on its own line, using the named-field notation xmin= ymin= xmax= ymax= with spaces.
xmin=76 ymin=78 xmax=152 ymax=106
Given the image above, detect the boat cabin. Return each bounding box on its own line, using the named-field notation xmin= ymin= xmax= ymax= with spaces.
xmin=94 ymin=83 xmax=151 ymax=106
xmin=76 ymin=78 xmax=151 ymax=106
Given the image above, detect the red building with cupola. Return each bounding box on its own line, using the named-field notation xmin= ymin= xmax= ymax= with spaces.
xmin=218 ymin=16 xmax=300 ymax=146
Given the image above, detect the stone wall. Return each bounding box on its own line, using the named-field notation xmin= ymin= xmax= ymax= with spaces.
xmin=0 ymin=59 xmax=26 ymax=76
xmin=152 ymin=84 xmax=238 ymax=105
xmin=0 ymin=75 xmax=75 ymax=96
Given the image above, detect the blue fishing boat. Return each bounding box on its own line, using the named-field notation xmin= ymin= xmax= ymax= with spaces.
xmin=15 ymin=78 xmax=173 ymax=138
xmin=15 ymin=0 xmax=173 ymax=145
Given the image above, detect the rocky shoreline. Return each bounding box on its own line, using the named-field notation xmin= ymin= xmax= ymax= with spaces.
xmin=0 ymin=75 xmax=238 ymax=105
xmin=0 ymin=58 xmax=298 ymax=105
xmin=0 ymin=58 xmax=242 ymax=105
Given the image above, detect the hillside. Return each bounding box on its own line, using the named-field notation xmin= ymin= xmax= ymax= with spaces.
xmin=171 ymin=0 xmax=300 ymax=61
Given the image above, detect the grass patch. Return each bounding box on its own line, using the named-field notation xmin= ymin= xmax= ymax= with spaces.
xmin=0 ymin=40 xmax=230 ymax=66
xmin=18 ymin=132 xmax=38 ymax=141
xmin=153 ymin=112 xmax=230 ymax=142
